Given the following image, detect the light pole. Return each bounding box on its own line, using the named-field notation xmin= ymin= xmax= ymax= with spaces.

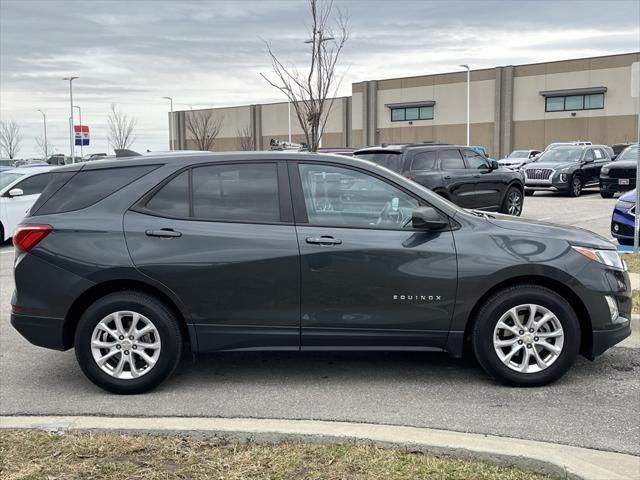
xmin=305 ymin=33 xmax=334 ymax=150
xmin=459 ymin=65 xmax=470 ymax=146
xmin=73 ymin=105 xmax=83 ymax=158
xmin=63 ymin=76 xmax=78 ymax=162
xmin=162 ymin=96 xmax=174 ymax=150
xmin=37 ymin=109 xmax=47 ymax=159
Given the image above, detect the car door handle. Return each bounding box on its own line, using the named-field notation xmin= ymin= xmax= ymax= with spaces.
xmin=444 ymin=175 xmax=452 ymax=180
xmin=306 ymin=236 xmax=342 ymax=246
xmin=473 ymin=174 xmax=482 ymax=178
xmin=145 ymin=228 xmax=182 ymax=238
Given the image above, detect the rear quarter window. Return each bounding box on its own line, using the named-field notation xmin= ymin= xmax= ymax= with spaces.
xmin=31 ymin=165 xmax=158 ymax=216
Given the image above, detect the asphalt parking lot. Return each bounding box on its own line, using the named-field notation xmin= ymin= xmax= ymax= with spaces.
xmin=1 ymin=191 xmax=638 ymax=457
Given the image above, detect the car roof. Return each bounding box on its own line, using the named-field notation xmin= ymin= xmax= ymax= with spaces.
xmin=354 ymin=144 xmax=463 ymax=154
xmin=4 ymin=165 xmax=55 ymax=174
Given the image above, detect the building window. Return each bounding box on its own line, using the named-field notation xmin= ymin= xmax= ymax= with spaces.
xmin=391 ymin=106 xmax=433 ymax=122
xmin=545 ymin=93 xmax=605 ymax=112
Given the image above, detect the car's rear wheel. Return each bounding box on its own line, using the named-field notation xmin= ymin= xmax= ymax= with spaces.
xmin=568 ymin=175 xmax=583 ymax=197
xmin=600 ymin=191 xmax=615 ymax=199
xmin=75 ymin=291 xmax=182 ymax=394
xmin=471 ymin=284 xmax=580 ymax=387
xmin=501 ymin=186 xmax=523 ymax=216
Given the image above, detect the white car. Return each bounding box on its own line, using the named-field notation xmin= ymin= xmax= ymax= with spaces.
xmin=0 ymin=166 xmax=55 ymax=241
xmin=498 ymin=149 xmax=542 ymax=170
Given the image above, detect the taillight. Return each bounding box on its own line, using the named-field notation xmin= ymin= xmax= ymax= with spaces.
xmin=13 ymin=224 xmax=53 ymax=252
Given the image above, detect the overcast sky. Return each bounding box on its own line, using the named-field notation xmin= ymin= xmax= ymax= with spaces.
xmin=1 ymin=0 xmax=639 ymax=158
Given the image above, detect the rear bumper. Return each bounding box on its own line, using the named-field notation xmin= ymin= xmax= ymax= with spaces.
xmin=589 ymin=319 xmax=632 ymax=359
xmin=11 ymin=312 xmax=68 ymax=350
xmin=600 ymin=177 xmax=636 ymax=193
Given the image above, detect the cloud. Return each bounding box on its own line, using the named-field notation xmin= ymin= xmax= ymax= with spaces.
xmin=1 ymin=0 xmax=638 ymax=157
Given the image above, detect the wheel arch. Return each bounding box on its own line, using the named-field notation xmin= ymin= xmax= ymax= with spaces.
xmin=461 ymin=275 xmax=592 ymax=357
xmin=63 ymin=279 xmax=196 ymax=353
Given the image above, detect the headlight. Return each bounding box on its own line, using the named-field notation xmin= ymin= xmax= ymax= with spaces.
xmin=572 ymin=246 xmax=626 ymax=270
xmin=559 ymin=173 xmax=568 ymax=183
xmin=616 ymin=200 xmax=635 ymax=210
xmin=601 ymin=166 xmax=610 ymax=175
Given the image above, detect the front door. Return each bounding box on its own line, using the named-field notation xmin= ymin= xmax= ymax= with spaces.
xmin=124 ymin=161 xmax=300 ymax=352
xmin=438 ymin=149 xmax=477 ymax=208
xmin=291 ymin=162 xmax=458 ymax=350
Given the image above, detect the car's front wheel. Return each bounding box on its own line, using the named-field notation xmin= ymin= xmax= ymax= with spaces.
xmin=568 ymin=175 xmax=583 ymax=197
xmin=501 ymin=186 xmax=523 ymax=216
xmin=471 ymin=284 xmax=580 ymax=387
xmin=75 ymin=291 xmax=183 ymax=394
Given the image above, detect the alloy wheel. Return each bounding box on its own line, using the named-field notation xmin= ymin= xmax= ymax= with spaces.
xmin=507 ymin=191 xmax=523 ymax=215
xmin=90 ymin=311 xmax=162 ymax=380
xmin=572 ymin=177 xmax=582 ymax=196
xmin=493 ymin=304 xmax=564 ymax=373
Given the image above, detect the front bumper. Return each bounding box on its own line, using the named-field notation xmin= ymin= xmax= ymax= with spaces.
xmin=11 ymin=312 xmax=68 ymax=350
xmin=600 ymin=177 xmax=636 ymax=193
xmin=611 ymin=208 xmax=635 ymax=241
xmin=590 ymin=319 xmax=632 ymax=358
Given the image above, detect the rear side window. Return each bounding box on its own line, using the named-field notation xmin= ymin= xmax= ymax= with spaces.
xmin=33 ymin=165 xmax=157 ymax=216
xmin=15 ymin=173 xmax=51 ymax=195
xmin=411 ymin=151 xmax=437 ymax=170
xmin=439 ymin=150 xmax=465 ymax=169
xmin=355 ymin=152 xmax=404 ymax=173
xmin=145 ymin=171 xmax=190 ymax=217
xmin=192 ymin=163 xmax=279 ymax=222
xmin=28 ymin=171 xmax=76 ymax=215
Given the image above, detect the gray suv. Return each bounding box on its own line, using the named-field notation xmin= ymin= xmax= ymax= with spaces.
xmin=10 ymin=152 xmax=631 ymax=393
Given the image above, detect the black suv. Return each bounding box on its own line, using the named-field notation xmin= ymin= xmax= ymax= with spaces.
xmin=599 ymin=144 xmax=639 ymax=198
xmin=354 ymin=145 xmax=525 ymax=216
xmin=10 ymin=152 xmax=630 ymax=394
xmin=523 ymin=145 xmax=612 ymax=197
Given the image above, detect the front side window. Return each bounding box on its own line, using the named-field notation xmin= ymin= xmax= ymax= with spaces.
xmin=14 ymin=173 xmax=51 ymax=195
xmin=192 ymin=163 xmax=279 ymax=222
xmin=462 ymin=150 xmax=488 ymax=169
xmin=0 ymin=173 xmax=24 ymax=191
xmin=439 ymin=149 xmax=465 ymax=169
xmin=298 ymin=163 xmax=419 ymax=229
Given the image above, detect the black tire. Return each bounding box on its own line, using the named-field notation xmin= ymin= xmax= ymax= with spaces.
xmin=471 ymin=284 xmax=580 ymax=387
xmin=500 ymin=186 xmax=524 ymax=216
xmin=600 ymin=191 xmax=615 ymax=199
xmin=568 ymin=175 xmax=583 ymax=197
xmin=524 ymin=190 xmax=535 ymax=197
xmin=75 ymin=291 xmax=183 ymax=394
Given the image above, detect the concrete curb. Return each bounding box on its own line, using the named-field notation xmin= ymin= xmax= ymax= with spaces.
xmin=1 ymin=416 xmax=638 ymax=480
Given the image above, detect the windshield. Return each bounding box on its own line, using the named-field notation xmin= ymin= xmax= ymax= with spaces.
xmin=0 ymin=172 xmax=24 ymax=190
xmin=617 ymin=146 xmax=639 ymax=162
xmin=537 ymin=148 xmax=583 ymax=163
xmin=354 ymin=152 xmax=404 ymax=173
xmin=508 ymin=151 xmax=529 ymax=158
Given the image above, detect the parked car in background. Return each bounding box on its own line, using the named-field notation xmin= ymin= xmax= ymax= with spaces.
xmin=524 ymin=145 xmax=611 ymax=197
xmin=354 ymin=144 xmax=525 ymax=215
xmin=0 ymin=159 xmax=15 ymax=168
xmin=316 ymin=147 xmax=356 ymax=157
xmin=0 ymin=166 xmax=54 ymax=241
xmin=612 ymin=143 xmax=633 ymax=159
xmin=600 ymin=144 xmax=639 ymax=198
xmin=611 ymin=189 xmax=636 ymax=245
xmin=46 ymin=154 xmax=68 ymax=165
xmin=546 ymin=141 xmax=592 ymax=150
xmin=82 ymin=153 xmax=108 ymax=162
xmin=9 ymin=152 xmax=630 ymax=393
xmin=498 ymin=150 xmax=542 ymax=170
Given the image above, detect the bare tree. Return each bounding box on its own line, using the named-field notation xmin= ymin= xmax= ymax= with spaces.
xmin=0 ymin=120 xmax=23 ymax=159
xmin=34 ymin=135 xmax=53 ymax=159
xmin=186 ymin=109 xmax=223 ymax=151
xmin=261 ymin=0 xmax=349 ymax=152
xmin=236 ymin=125 xmax=253 ymax=151
xmin=107 ymin=104 xmax=137 ymax=151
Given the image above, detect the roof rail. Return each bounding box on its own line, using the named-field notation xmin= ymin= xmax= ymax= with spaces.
xmin=115 ymin=149 xmax=142 ymax=158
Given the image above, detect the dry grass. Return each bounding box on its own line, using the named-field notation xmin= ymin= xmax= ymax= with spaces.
xmin=0 ymin=430 xmax=560 ymax=480
xmin=623 ymin=253 xmax=640 ymax=274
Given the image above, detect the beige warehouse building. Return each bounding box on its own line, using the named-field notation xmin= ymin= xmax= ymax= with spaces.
xmin=170 ymin=52 xmax=639 ymax=158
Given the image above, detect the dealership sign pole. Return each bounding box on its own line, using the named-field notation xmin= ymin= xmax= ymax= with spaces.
xmin=632 ymin=62 xmax=639 ymax=251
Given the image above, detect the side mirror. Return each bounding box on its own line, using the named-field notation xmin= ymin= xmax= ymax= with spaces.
xmin=8 ymin=188 xmax=23 ymax=197
xmin=412 ymin=206 xmax=449 ymax=230
xmin=489 ymin=160 xmax=499 ymax=170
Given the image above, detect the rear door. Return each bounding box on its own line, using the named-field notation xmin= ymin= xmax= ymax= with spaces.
xmin=438 ymin=149 xmax=476 ymax=207
xmin=124 ymin=160 xmax=301 ymax=352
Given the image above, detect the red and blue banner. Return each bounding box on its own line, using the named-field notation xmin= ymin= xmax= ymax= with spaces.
xmin=74 ymin=125 xmax=89 ymax=146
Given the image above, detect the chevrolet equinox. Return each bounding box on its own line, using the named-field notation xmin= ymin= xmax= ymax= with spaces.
xmin=10 ymin=152 xmax=632 ymax=394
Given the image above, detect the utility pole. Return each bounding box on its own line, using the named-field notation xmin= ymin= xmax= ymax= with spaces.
xmin=63 ymin=76 xmax=78 ymax=162
xmin=460 ymin=65 xmax=470 ymax=146
xmin=73 ymin=105 xmax=83 ymax=158
xmin=163 ymin=96 xmax=174 ymax=150
xmin=37 ymin=109 xmax=47 ymax=159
